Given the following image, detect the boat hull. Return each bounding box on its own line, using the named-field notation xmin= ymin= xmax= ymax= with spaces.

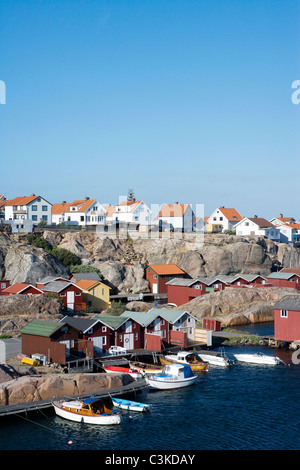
xmin=234 ymin=354 xmax=284 ymax=365
xmin=103 ymin=366 xmax=142 ymax=379
xmin=52 ymin=401 xmax=121 ymax=425
xmin=160 ymin=356 xmax=209 ymax=371
xmin=129 ymin=361 xmax=164 ymax=375
xmin=112 ymin=398 xmax=151 ymax=412
xmin=197 ymin=353 xmax=234 ymax=367
xmin=146 ymin=375 xmax=198 ymax=390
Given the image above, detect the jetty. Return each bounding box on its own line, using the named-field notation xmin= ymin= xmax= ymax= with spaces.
xmin=0 ymin=378 xmax=149 ymax=417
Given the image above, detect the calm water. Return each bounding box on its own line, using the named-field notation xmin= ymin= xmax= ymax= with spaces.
xmin=1 ymin=323 xmax=300 ymax=451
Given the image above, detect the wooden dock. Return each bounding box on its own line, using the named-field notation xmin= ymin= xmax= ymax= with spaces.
xmin=0 ymin=379 xmax=149 ymax=417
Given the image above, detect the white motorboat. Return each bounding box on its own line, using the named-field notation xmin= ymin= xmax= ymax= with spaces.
xmin=234 ymin=352 xmax=285 ymax=365
xmin=145 ymin=363 xmax=198 ymax=390
xmin=197 ymin=348 xmax=234 ymax=367
xmin=52 ymin=397 xmax=121 ymax=425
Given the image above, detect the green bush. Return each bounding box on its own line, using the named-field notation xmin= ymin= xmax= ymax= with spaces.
xmin=50 ymin=247 xmax=81 ymax=268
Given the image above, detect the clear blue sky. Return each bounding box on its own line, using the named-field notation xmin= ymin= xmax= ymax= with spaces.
xmin=1 ymin=0 xmax=300 ymax=219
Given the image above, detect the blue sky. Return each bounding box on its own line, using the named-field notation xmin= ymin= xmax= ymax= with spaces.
xmin=1 ymin=0 xmax=300 ymax=219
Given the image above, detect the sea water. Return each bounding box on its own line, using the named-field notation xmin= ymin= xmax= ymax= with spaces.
xmin=1 ymin=323 xmax=300 ymax=451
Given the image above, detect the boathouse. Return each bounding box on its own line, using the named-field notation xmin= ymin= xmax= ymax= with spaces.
xmin=20 ymin=319 xmax=93 ymax=365
xmin=274 ymin=295 xmax=300 ymax=343
xmin=145 ymin=264 xmax=187 ymax=294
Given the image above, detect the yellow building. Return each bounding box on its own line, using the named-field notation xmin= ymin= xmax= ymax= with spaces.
xmin=76 ymin=279 xmax=111 ymax=311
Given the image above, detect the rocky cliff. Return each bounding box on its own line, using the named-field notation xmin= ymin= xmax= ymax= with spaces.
xmin=1 ymin=231 xmax=300 ymax=292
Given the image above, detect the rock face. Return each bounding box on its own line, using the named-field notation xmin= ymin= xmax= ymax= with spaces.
xmin=0 ymin=233 xmax=70 ymax=284
xmin=180 ymin=287 xmax=298 ymax=326
xmin=0 ymin=371 xmax=134 ymax=406
xmin=0 ymin=295 xmax=62 ymax=336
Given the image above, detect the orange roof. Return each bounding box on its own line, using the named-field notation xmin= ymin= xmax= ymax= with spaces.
xmin=52 ymin=199 xmax=96 ymax=214
xmin=3 ymin=283 xmax=41 ymax=294
xmin=147 ymin=264 xmax=186 ymax=275
xmin=2 ymin=195 xmax=39 ymax=207
xmin=218 ymin=207 xmax=243 ymax=221
xmin=159 ymin=204 xmax=190 ymax=217
xmin=104 ymin=205 xmax=116 ymax=217
xmin=76 ymin=279 xmax=100 ymax=290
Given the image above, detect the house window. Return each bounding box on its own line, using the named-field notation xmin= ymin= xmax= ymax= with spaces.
xmin=75 ymin=293 xmax=81 ymax=296
xmin=102 ymin=288 xmax=105 ymax=296
xmin=135 ymin=333 xmax=138 ymax=340
xmin=162 ymin=330 xmax=166 ymax=338
xmin=102 ymin=326 xmax=107 ymax=332
xmin=60 ymin=293 xmax=66 ymax=297
xmin=103 ymin=336 xmax=107 ymax=346
xmin=154 ymin=275 xmax=157 ymax=279
xmin=161 ymin=319 xmax=165 ymax=325
xmin=280 ymin=310 xmax=288 ymax=318
xmin=80 ymin=216 xmax=84 ymax=221
xmin=42 ymin=206 xmax=48 ymax=211
xmin=42 ymin=215 xmax=48 ymax=221
xmin=87 ymin=328 xmax=93 ymax=334
xmin=32 ymin=215 xmax=37 ymax=221
xmin=119 ymin=334 xmax=123 ymax=342
xmin=32 ymin=205 xmax=37 ymax=211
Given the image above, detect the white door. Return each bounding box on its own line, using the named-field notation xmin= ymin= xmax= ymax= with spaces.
xmin=154 ymin=317 xmax=161 ymax=337
xmin=67 ymin=291 xmax=75 ymax=311
xmin=60 ymin=340 xmax=71 ymax=357
xmin=123 ymin=333 xmax=133 ymax=349
xmin=92 ymin=336 xmax=104 ymax=355
xmin=152 ymin=283 xmax=158 ymax=293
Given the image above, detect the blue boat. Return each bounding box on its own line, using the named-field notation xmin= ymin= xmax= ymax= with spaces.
xmin=112 ymin=397 xmax=151 ymax=412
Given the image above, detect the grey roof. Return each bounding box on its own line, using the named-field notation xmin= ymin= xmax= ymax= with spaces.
xmin=39 ymin=276 xmax=70 ymax=284
xmin=274 ymin=295 xmax=300 ymax=311
xmin=120 ymin=308 xmax=197 ymax=326
xmin=166 ymin=278 xmax=200 ymax=287
xmin=60 ymin=315 xmax=99 ymax=332
xmin=267 ymin=272 xmax=296 ymax=280
xmin=71 ymin=272 xmax=101 ymax=282
xmin=166 ymin=274 xmax=266 ymax=287
xmin=41 ymin=281 xmax=74 ymax=293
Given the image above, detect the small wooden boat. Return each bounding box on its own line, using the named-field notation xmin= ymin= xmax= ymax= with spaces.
xmin=129 ymin=361 xmax=165 ymax=375
xmin=112 ymin=397 xmax=151 ymax=412
xmin=103 ymin=365 xmax=142 ymax=379
xmin=52 ymin=397 xmax=121 ymax=425
xmin=160 ymin=352 xmax=209 ymax=371
xmin=234 ymin=352 xmax=285 ymax=365
xmin=145 ymin=364 xmax=198 ymax=390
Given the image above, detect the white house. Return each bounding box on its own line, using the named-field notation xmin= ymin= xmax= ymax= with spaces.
xmin=52 ymin=197 xmax=106 ymax=226
xmin=105 ymin=200 xmax=152 ymax=226
xmin=207 ymin=207 xmax=243 ymax=232
xmin=275 ymin=223 xmax=300 ymax=243
xmin=2 ymin=194 xmax=52 ymax=225
xmin=157 ymin=203 xmax=194 ymax=231
xmin=269 ymin=214 xmax=296 ymax=226
xmin=235 ymin=216 xmax=280 ymax=240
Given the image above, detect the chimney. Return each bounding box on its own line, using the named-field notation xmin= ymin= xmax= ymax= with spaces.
xmin=280 ymin=213 xmax=283 ymax=218
xmin=85 ymin=197 xmax=90 ymax=200
xmin=62 ymin=201 xmax=66 ymax=204
xmin=254 ymin=215 xmax=258 ymax=218
xmin=174 ymin=202 xmax=178 ymax=204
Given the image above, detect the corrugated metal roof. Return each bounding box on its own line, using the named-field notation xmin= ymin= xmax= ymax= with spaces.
xmin=274 ymin=295 xmax=300 ymax=311
xmin=267 ymin=272 xmax=295 ymax=280
xmin=20 ymin=319 xmax=64 ymax=337
xmin=92 ymin=314 xmax=128 ymax=329
xmin=60 ymin=315 xmax=99 ymax=332
xmin=120 ymin=310 xmax=157 ymax=327
xmin=42 ymin=281 xmax=74 ymax=293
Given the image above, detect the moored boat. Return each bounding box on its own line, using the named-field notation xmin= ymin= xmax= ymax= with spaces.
xmin=145 ymin=363 xmax=198 ymax=390
xmin=52 ymin=397 xmax=121 ymax=425
xmin=103 ymin=365 xmax=142 ymax=379
xmin=197 ymin=348 xmax=234 ymax=367
xmin=234 ymin=352 xmax=285 ymax=365
xmin=112 ymin=397 xmax=151 ymax=412
xmin=160 ymin=351 xmax=209 ymax=371
xmin=129 ymin=361 xmax=165 ymax=375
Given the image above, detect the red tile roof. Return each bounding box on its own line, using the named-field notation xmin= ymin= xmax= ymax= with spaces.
xmin=147 ymin=264 xmax=186 ymax=275
xmin=159 ymin=204 xmax=190 ymax=217
xmin=3 ymin=283 xmax=42 ymax=294
xmin=218 ymin=207 xmax=243 ymax=222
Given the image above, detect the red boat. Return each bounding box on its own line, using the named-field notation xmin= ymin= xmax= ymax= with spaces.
xmin=103 ymin=365 xmax=142 ymax=380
